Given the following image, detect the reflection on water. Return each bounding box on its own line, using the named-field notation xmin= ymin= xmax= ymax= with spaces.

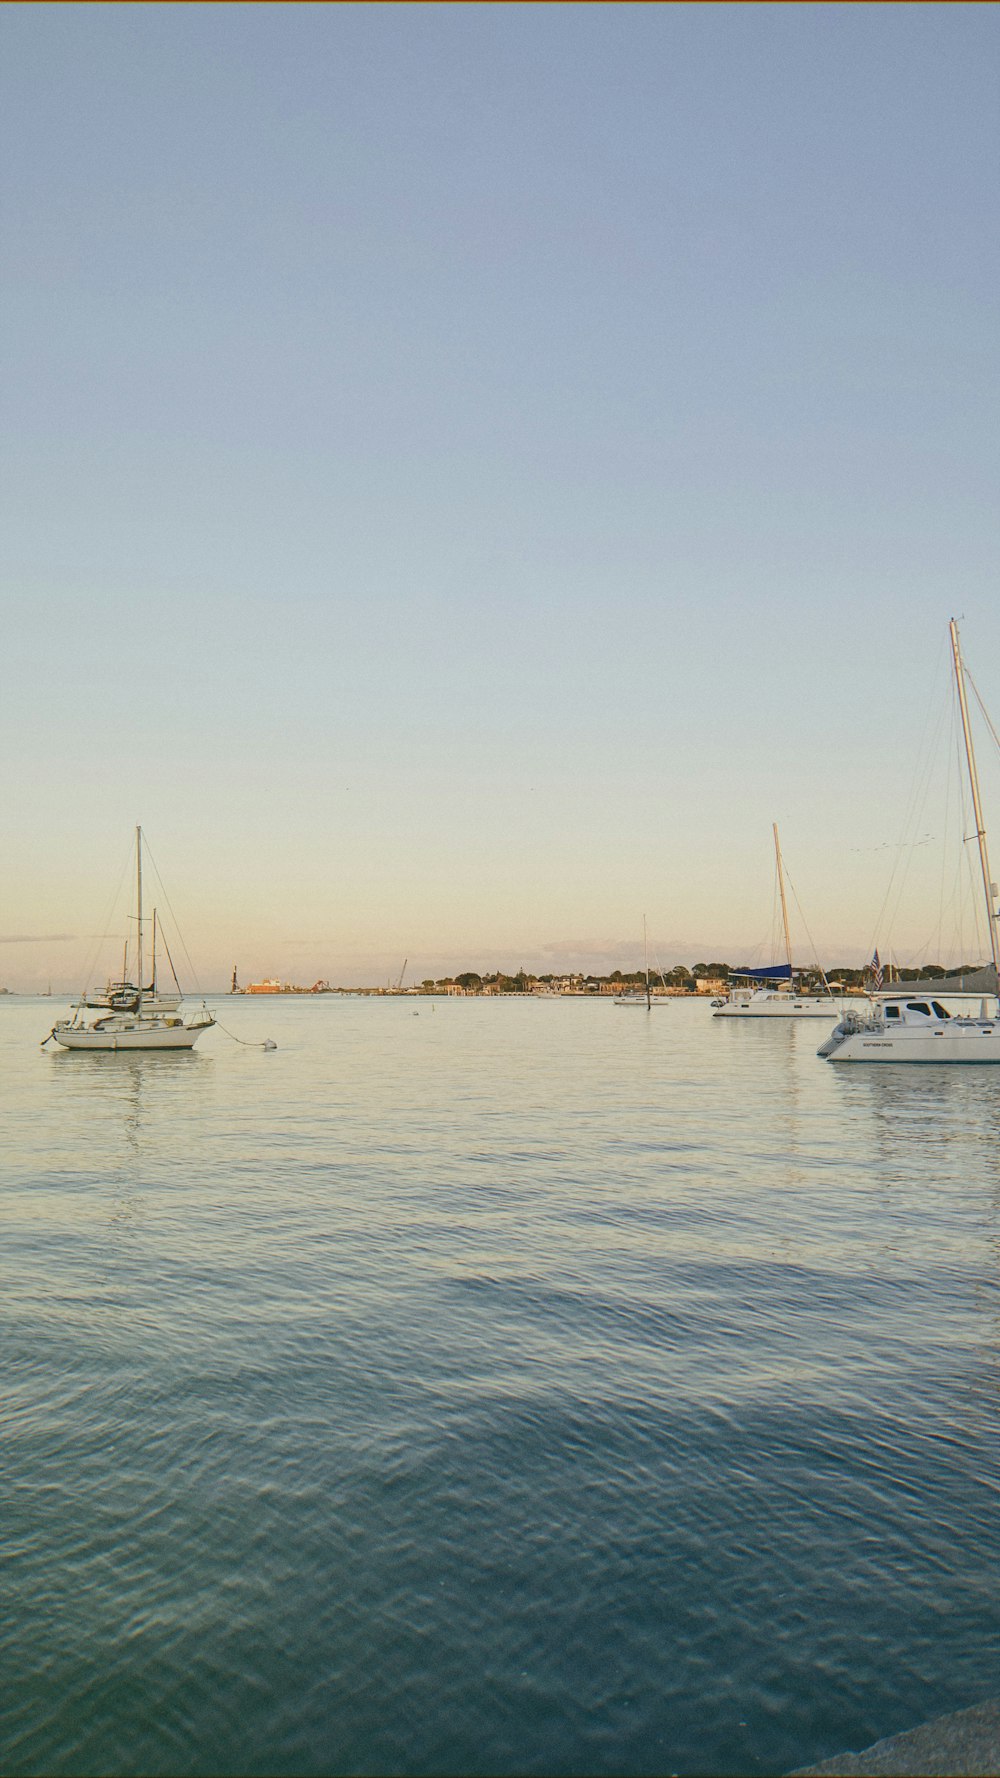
xmin=837 ymin=1063 xmax=1000 ymax=1181
xmin=2 ymin=996 xmax=999 ymax=1778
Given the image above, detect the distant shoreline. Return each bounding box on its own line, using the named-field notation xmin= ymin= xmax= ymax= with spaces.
xmin=12 ymin=966 xmax=966 ymax=1000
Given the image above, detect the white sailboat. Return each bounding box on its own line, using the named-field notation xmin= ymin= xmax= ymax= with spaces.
xmin=614 ymin=917 xmax=669 ymax=1008
xmin=819 ymin=620 xmax=1000 ymax=1063
xmin=44 ymin=828 xmax=215 ymax=1052
xmin=712 ymin=825 xmax=840 ymax=1018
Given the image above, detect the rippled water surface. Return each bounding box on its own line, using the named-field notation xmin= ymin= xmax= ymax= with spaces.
xmin=4 ymin=995 xmax=999 ymax=1776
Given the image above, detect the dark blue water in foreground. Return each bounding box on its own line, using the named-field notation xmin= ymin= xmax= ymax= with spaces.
xmin=3 ymin=996 xmax=999 ymax=1776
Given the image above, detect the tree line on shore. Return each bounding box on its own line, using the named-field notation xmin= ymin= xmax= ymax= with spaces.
xmin=404 ymin=962 xmax=967 ymax=994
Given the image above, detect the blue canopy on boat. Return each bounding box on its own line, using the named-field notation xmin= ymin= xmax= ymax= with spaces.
xmin=731 ymin=963 xmax=793 ymax=981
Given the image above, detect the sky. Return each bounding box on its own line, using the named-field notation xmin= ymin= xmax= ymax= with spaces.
xmin=2 ymin=2 xmax=998 ymax=989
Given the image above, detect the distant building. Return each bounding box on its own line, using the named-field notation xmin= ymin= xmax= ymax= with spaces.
xmin=246 ymin=978 xmax=283 ymax=994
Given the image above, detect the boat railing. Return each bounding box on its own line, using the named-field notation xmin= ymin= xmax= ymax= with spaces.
xmin=837 ymin=1008 xmax=882 ymax=1035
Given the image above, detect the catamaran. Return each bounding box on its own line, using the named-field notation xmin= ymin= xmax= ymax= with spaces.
xmin=44 ymin=828 xmax=215 ymax=1052
xmin=712 ymin=825 xmax=840 ymax=1018
xmin=819 ymin=620 xmax=1000 ymax=1063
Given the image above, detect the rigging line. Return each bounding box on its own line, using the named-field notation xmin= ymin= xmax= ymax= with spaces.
xmin=962 ymin=760 xmax=989 ymax=963
xmin=934 ymin=697 xmax=959 ymax=969
xmin=156 ymin=924 xmax=184 ymax=995
xmin=769 ymin=857 xmax=782 ymax=967
xmin=965 ymin=668 xmax=1000 ymax=760
xmin=939 ymin=763 xmax=979 ymax=966
xmin=77 ymin=834 xmax=135 ymax=1001
xmin=649 ymin=947 xmax=671 ymax=992
xmin=947 ymin=676 xmax=990 ymax=963
xmin=138 ymin=835 xmax=203 ymax=993
xmin=952 ymin=695 xmax=980 ymax=965
xmin=779 ymin=866 xmax=830 ymax=987
xmin=868 ymin=666 xmax=950 ymax=955
xmin=895 ymin=684 xmax=950 ymax=916
xmin=907 ymin=696 xmax=960 ymax=971
xmin=885 ymin=637 xmax=950 ymax=858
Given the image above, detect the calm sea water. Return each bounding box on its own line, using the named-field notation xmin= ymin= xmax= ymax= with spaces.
xmin=3 ymin=995 xmax=999 ymax=1777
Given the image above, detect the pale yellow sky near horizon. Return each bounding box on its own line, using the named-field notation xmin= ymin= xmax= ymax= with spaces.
xmin=3 ymin=7 xmax=998 ymax=991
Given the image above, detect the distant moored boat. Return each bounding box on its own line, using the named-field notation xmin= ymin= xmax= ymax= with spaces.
xmin=712 ymin=825 xmax=840 ymax=1019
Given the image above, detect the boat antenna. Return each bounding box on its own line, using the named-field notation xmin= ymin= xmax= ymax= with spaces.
xmin=773 ymin=822 xmax=794 ymax=979
xmin=949 ymin=619 xmax=1000 ymax=982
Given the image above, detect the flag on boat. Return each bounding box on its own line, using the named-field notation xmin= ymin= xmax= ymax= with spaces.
xmin=868 ymin=948 xmax=883 ymax=991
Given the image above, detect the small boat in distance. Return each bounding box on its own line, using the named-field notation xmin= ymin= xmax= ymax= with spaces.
xmin=614 ymin=917 xmax=669 ymax=1008
xmin=819 ymin=621 xmax=1000 ymax=1063
xmin=44 ymin=828 xmax=215 ymax=1052
xmin=84 ymin=911 xmax=182 ymax=1015
xmin=712 ymin=825 xmax=840 ymax=1018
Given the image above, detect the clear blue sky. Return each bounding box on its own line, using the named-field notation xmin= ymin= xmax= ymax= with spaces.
xmin=2 ymin=3 xmax=998 ymax=987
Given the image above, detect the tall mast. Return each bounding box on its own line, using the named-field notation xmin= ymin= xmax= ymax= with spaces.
xmin=135 ymin=826 xmax=144 ymax=1010
xmin=773 ymin=822 xmax=794 ymax=978
xmin=643 ymin=914 xmax=651 ymax=1010
xmin=151 ymin=909 xmax=157 ymax=995
xmin=949 ymin=619 xmax=1000 ymax=979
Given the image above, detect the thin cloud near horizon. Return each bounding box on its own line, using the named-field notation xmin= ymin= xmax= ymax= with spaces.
xmin=0 ymin=933 xmax=76 ymax=945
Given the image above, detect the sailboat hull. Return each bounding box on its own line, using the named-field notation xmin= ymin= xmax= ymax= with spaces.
xmin=819 ymin=1018 xmax=1000 ymax=1062
xmin=50 ymin=1020 xmax=213 ymax=1051
xmin=713 ymin=993 xmax=840 ymax=1018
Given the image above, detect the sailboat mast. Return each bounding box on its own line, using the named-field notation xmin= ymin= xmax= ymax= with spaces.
xmin=949 ymin=619 xmax=1000 ymax=978
xmin=135 ymin=826 xmax=144 ymax=1009
xmin=643 ymin=914 xmax=651 ymax=1010
xmin=773 ymin=822 xmax=794 ymax=978
xmin=151 ymin=909 xmax=157 ymax=995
